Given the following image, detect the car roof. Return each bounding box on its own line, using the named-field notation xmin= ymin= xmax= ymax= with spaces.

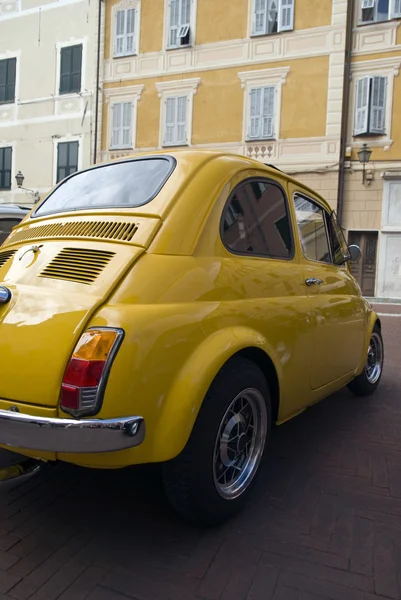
xmin=101 ymin=150 xmax=331 ymax=212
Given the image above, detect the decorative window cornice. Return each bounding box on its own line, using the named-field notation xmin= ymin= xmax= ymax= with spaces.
xmin=155 ymin=77 xmax=200 ymax=98
xmin=238 ymin=66 xmax=290 ymax=89
xmin=351 ymin=57 xmax=401 ymax=76
xmin=103 ymin=84 xmax=144 ymax=104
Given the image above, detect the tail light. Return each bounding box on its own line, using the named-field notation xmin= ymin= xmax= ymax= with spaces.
xmin=60 ymin=327 xmax=124 ymax=417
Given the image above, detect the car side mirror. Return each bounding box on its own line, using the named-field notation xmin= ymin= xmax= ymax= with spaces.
xmin=347 ymin=244 xmax=362 ymax=264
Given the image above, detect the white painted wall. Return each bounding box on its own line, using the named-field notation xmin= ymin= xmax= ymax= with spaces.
xmin=0 ymin=0 xmax=100 ymax=206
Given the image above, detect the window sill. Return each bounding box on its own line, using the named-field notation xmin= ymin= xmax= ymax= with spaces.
xmin=0 ymin=100 xmax=15 ymax=107
xmin=250 ymin=30 xmax=293 ymax=38
xmin=58 ymin=91 xmax=83 ymax=97
xmin=109 ymin=146 xmax=133 ymax=151
xmin=351 ymin=138 xmax=393 ymax=149
xmin=113 ymin=52 xmax=137 ymax=59
xmin=165 ymin=44 xmax=192 ymax=51
xmin=162 ymin=142 xmax=189 ymax=148
xmin=357 ymin=17 xmax=401 ymax=27
xmin=246 ymin=138 xmax=276 ymax=143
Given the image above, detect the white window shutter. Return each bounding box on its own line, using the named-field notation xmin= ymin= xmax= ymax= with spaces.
xmin=181 ymin=0 xmax=191 ymax=26
xmin=262 ymin=86 xmax=275 ymax=138
xmin=176 ymin=96 xmax=187 ymax=143
xmin=354 ymin=76 xmax=370 ymax=136
xmin=253 ymin=0 xmax=267 ymax=35
xmin=279 ymin=0 xmax=294 ymax=31
xmin=168 ymin=0 xmax=179 ymax=47
xmin=125 ymin=8 xmax=136 ymax=55
xmin=111 ymin=103 xmax=122 ymax=147
xmin=115 ymin=10 xmax=125 ymax=56
xmin=248 ymin=88 xmax=262 ymax=139
xmin=122 ymin=102 xmax=132 ymax=147
xmin=370 ymin=76 xmax=386 ymax=135
xmin=390 ymin=0 xmax=401 ymax=17
xmin=164 ymin=97 xmax=177 ymax=144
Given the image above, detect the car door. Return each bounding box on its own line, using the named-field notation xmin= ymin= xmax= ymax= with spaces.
xmin=215 ymin=174 xmax=314 ymax=420
xmin=292 ymin=190 xmax=366 ymax=390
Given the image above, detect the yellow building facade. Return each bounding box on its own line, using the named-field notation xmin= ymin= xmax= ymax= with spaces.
xmin=99 ymin=0 xmax=401 ymax=300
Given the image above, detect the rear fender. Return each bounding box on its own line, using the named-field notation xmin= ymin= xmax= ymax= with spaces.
xmin=151 ymin=326 xmax=281 ymax=461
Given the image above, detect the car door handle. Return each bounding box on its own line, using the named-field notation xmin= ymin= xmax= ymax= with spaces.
xmin=305 ymin=278 xmax=324 ymax=286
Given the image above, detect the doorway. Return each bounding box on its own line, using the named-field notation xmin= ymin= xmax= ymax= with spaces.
xmin=348 ymin=231 xmax=378 ymax=297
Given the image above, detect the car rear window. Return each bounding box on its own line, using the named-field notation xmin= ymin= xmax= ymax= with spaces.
xmin=34 ymin=157 xmax=175 ymax=217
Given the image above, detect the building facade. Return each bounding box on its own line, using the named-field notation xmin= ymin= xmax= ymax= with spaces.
xmin=99 ymin=0 xmax=401 ymax=299
xmin=0 ymin=0 xmax=102 ymax=207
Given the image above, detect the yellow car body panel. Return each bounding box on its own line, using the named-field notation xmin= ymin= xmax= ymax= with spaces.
xmin=0 ymin=150 xmax=379 ymax=468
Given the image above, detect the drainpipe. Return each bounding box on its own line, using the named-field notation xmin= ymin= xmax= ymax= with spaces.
xmin=336 ymin=0 xmax=354 ymax=225
xmin=93 ymin=0 xmax=102 ymax=165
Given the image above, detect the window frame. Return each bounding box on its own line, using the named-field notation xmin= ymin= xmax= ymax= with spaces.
xmin=156 ymin=77 xmax=200 ymax=148
xmin=110 ymin=101 xmax=133 ymax=149
xmin=293 ymin=192 xmax=337 ymax=266
xmin=251 ymin=0 xmax=295 ymax=37
xmin=113 ymin=5 xmax=139 ymax=58
xmin=359 ymin=0 xmax=401 ymax=25
xmin=0 ymin=146 xmax=12 ymax=191
xmin=56 ymin=42 xmax=84 ymax=97
xmin=247 ymin=85 xmax=276 ymax=141
xmin=354 ymin=75 xmax=387 ymax=137
xmin=220 ymin=176 xmax=295 ymax=261
xmin=56 ymin=140 xmax=79 ymax=184
xmin=164 ymin=0 xmax=197 ymax=50
xmin=0 ymin=57 xmax=17 ymax=105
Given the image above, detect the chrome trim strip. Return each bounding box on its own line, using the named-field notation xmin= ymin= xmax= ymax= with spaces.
xmin=0 ymin=410 xmax=145 ymax=454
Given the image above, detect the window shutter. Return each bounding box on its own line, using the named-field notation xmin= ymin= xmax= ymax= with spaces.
xmin=122 ymin=102 xmax=132 ymax=147
xmin=369 ymin=76 xmax=386 ymax=135
xmin=125 ymin=8 xmax=136 ymax=55
xmin=390 ymin=0 xmax=401 ymax=17
xmin=111 ymin=103 xmax=122 ymax=147
xmin=262 ymin=86 xmax=275 ymax=138
xmin=181 ymin=0 xmax=191 ymax=26
xmin=176 ymin=95 xmax=187 ymax=143
xmin=279 ymin=0 xmax=294 ymax=31
xmin=115 ymin=10 xmax=125 ymax=56
xmin=169 ymin=0 xmax=179 ymax=47
xmin=354 ymin=76 xmax=370 ymax=136
xmin=253 ymin=0 xmax=267 ymax=34
xmin=164 ymin=97 xmax=177 ymax=144
xmin=361 ymin=0 xmax=375 ymax=7
xmin=249 ymin=88 xmax=262 ymax=139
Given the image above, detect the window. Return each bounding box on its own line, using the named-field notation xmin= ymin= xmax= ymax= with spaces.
xmin=0 ymin=219 xmax=20 ymax=245
xmin=114 ymin=8 xmax=137 ymax=57
xmin=59 ymin=45 xmax=82 ymax=95
xmin=168 ymin=0 xmax=191 ymax=48
xmin=248 ymin=86 xmax=276 ymax=140
xmin=56 ymin=141 xmax=79 ymax=183
xmin=354 ymin=76 xmax=387 ymax=136
xmin=163 ymin=96 xmax=188 ymax=146
xmin=360 ymin=0 xmax=401 ymax=24
xmin=0 ymin=147 xmax=12 ymax=190
xmin=294 ymin=195 xmax=331 ymax=263
xmin=111 ymin=102 xmax=132 ymax=149
xmin=0 ymin=58 xmax=16 ymax=105
xmin=327 ymin=212 xmax=348 ymax=265
xmin=35 ymin=158 xmax=175 ymax=217
xmin=252 ymin=0 xmax=294 ymax=35
xmin=222 ymin=179 xmax=293 ymax=259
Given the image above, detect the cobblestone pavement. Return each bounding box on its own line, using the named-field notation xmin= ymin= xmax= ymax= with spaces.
xmin=0 ymin=313 xmax=401 ymax=600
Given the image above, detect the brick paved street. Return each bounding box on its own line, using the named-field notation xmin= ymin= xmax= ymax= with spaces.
xmin=1 ymin=312 xmax=401 ymax=600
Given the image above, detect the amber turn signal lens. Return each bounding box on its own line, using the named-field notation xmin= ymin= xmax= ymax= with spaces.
xmin=73 ymin=329 xmax=119 ymax=361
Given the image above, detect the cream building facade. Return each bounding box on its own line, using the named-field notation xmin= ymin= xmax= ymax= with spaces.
xmin=0 ymin=0 xmax=103 ymax=207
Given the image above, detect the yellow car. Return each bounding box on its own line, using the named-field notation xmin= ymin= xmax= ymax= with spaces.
xmin=0 ymin=151 xmax=383 ymax=525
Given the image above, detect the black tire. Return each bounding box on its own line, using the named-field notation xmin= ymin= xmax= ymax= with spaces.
xmin=162 ymin=357 xmax=271 ymax=527
xmin=347 ymin=324 xmax=384 ymax=397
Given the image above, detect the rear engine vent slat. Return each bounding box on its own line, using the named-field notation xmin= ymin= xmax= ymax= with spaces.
xmin=39 ymin=248 xmax=115 ymax=285
xmin=0 ymin=250 xmax=16 ymax=269
xmin=6 ymin=220 xmax=139 ymax=246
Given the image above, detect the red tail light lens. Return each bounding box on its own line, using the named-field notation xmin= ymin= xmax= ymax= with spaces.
xmin=60 ymin=328 xmax=124 ymax=417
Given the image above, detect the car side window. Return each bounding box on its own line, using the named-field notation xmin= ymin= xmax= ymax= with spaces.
xmin=0 ymin=218 xmax=20 ymax=245
xmin=294 ymin=195 xmax=331 ymax=264
xmin=222 ymin=179 xmax=293 ymax=259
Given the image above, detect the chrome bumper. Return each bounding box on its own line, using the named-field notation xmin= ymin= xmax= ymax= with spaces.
xmin=0 ymin=409 xmax=145 ymax=454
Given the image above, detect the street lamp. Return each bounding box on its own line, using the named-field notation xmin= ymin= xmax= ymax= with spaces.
xmin=357 ymin=143 xmax=372 ymax=186
xmin=15 ymin=171 xmax=41 ymax=203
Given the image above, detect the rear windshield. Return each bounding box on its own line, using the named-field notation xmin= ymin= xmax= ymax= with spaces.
xmin=34 ymin=157 xmax=175 ymax=217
